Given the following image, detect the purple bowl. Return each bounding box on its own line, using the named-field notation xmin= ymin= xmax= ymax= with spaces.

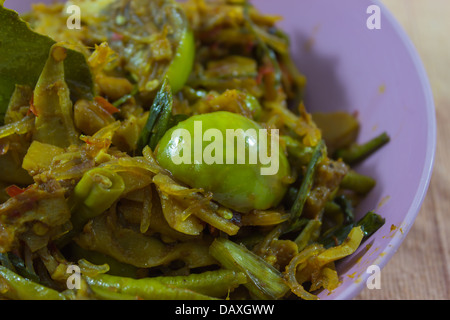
xmin=252 ymin=0 xmax=436 ymax=300
xmin=5 ymin=0 xmax=436 ymax=300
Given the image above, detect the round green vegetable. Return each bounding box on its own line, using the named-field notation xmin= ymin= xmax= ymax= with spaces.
xmin=165 ymin=28 xmax=195 ymax=94
xmin=155 ymin=111 xmax=291 ymax=213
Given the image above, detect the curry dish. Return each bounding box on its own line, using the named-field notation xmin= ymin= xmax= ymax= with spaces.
xmin=0 ymin=0 xmax=389 ymax=300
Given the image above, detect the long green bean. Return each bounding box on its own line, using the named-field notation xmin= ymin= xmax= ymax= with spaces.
xmin=341 ymin=170 xmax=376 ymax=195
xmin=334 ymin=132 xmax=390 ymax=165
xmin=89 ymin=285 xmax=140 ymax=300
xmin=151 ymin=269 xmax=247 ymax=298
xmin=84 ymin=273 xmax=218 ymax=300
xmin=137 ymin=78 xmax=173 ymax=152
xmin=289 ymin=140 xmax=325 ymax=223
xmin=72 ymin=245 xmax=246 ymax=297
xmin=0 ymin=266 xmax=67 ymax=300
xmin=294 ymin=219 xmax=322 ymax=251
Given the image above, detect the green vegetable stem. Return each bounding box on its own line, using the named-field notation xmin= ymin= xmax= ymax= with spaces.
xmin=85 ymin=272 xmax=224 ymax=300
xmin=56 ymin=167 xmax=125 ymax=247
xmin=0 ymin=266 xmax=67 ymax=300
xmin=209 ymin=237 xmax=290 ymax=300
xmin=334 ymin=132 xmax=390 ymax=165
xmin=289 ymin=140 xmax=325 ymax=224
xmin=340 ymin=170 xmax=376 ymax=195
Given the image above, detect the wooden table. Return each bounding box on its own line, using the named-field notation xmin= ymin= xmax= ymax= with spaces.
xmin=355 ymin=0 xmax=450 ymax=300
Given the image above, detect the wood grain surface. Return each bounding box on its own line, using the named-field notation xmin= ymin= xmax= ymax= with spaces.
xmin=355 ymin=0 xmax=450 ymax=300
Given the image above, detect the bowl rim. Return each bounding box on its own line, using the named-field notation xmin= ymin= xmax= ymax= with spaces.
xmin=331 ymin=0 xmax=437 ymax=300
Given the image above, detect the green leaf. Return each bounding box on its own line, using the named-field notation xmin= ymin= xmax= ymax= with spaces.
xmin=137 ymin=78 xmax=173 ymax=152
xmin=0 ymin=5 xmax=94 ymax=124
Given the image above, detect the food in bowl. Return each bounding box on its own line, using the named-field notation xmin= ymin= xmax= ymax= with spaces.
xmin=0 ymin=0 xmax=389 ymax=300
